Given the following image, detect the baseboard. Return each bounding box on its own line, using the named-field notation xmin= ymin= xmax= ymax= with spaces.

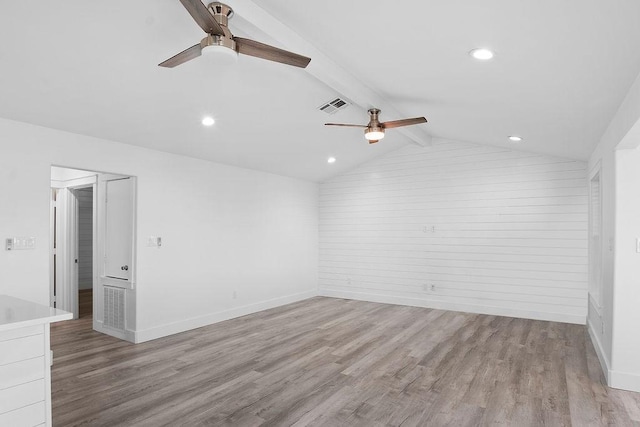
xmin=134 ymin=289 xmax=317 ymax=343
xmin=319 ymin=289 xmax=586 ymax=325
xmin=587 ymin=318 xmax=611 ymax=384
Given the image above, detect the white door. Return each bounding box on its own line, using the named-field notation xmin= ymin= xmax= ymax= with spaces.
xmin=104 ymin=178 xmax=134 ymax=281
xmin=54 ymin=188 xmax=79 ymax=319
xmin=96 ymin=174 xmax=136 ymax=340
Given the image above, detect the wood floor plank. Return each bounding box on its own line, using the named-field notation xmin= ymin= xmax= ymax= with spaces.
xmin=50 ymin=297 xmax=640 ymax=426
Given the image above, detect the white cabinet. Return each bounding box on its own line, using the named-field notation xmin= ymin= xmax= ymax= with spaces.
xmin=0 ymin=296 xmax=72 ymax=427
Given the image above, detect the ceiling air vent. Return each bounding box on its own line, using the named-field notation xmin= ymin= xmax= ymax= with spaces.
xmin=319 ymin=97 xmax=350 ymax=114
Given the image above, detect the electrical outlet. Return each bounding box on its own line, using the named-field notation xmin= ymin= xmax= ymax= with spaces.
xmin=423 ymin=283 xmax=436 ymax=292
xmin=147 ymin=236 xmax=162 ymax=248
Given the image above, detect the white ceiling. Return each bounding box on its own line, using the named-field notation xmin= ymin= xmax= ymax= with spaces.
xmin=2 ymin=1 xmax=640 ymax=182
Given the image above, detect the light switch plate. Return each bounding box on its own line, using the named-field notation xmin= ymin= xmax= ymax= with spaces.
xmin=6 ymin=237 xmax=36 ymax=250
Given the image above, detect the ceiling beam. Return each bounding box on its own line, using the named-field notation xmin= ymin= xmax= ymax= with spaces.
xmin=228 ymin=0 xmax=432 ymax=147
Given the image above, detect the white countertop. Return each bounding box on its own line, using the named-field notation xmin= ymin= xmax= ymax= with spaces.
xmin=0 ymin=295 xmax=72 ymax=332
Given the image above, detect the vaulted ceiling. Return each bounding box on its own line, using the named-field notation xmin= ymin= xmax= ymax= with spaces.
xmin=1 ymin=1 xmax=640 ymax=181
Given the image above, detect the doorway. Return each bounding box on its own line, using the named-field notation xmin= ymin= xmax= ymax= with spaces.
xmin=76 ymin=187 xmax=94 ymax=318
xmin=51 ymin=166 xmax=137 ymax=342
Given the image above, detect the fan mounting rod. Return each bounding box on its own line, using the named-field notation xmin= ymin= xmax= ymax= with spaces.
xmin=368 ymin=108 xmax=381 ymax=124
xmin=206 ymin=2 xmax=234 ymax=27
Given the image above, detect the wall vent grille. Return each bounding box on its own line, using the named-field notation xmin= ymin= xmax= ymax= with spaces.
xmin=103 ymin=286 xmax=125 ymax=330
xmin=319 ymin=97 xmax=349 ymax=114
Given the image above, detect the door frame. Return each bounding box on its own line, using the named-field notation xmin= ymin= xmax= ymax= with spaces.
xmin=51 ymin=176 xmax=97 ymax=319
xmin=588 ymin=161 xmax=603 ymax=311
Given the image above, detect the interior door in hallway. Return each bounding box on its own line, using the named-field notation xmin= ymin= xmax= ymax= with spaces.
xmin=104 ymin=177 xmax=134 ymax=281
xmin=97 ymin=174 xmax=136 ymax=341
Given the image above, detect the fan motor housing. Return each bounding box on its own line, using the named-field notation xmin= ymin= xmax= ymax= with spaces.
xmin=200 ymin=34 xmax=236 ymax=52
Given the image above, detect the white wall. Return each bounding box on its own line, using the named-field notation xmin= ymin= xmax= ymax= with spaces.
xmin=586 ymin=70 xmax=640 ymax=392
xmin=0 ymin=118 xmax=318 ymax=342
xmin=611 ymin=148 xmax=640 ymax=390
xmin=319 ymin=138 xmax=588 ymax=324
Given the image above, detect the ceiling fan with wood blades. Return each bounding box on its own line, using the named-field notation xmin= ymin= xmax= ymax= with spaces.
xmin=159 ymin=1 xmax=311 ymax=69
xmin=325 ymin=108 xmax=427 ymax=144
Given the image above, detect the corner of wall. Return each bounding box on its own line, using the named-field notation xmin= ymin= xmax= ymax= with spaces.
xmin=587 ymin=314 xmax=611 ymax=384
xmin=608 ymin=370 xmax=640 ymax=393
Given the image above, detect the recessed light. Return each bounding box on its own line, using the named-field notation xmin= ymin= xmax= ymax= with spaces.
xmin=469 ymin=48 xmax=494 ymax=60
xmin=508 ymin=135 xmax=523 ymax=142
xmin=202 ymin=116 xmax=215 ymax=126
xmin=327 ymin=157 xmax=336 ymax=164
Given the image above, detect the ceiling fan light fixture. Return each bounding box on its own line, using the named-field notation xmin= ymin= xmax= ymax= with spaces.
xmin=365 ymin=128 xmax=385 ymax=141
xmin=202 ymin=44 xmax=238 ymax=59
xmin=327 ymin=157 xmax=337 ymax=164
xmin=202 ymin=116 xmax=215 ymax=126
xmin=201 ymin=35 xmax=238 ymax=63
xmin=508 ymin=135 xmax=523 ymax=142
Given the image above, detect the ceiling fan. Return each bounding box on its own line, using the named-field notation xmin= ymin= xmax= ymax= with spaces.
xmin=325 ymin=108 xmax=427 ymax=144
xmin=159 ymin=1 xmax=311 ymax=69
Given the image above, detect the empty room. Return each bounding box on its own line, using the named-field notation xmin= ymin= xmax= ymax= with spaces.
xmin=2 ymin=1 xmax=640 ymax=426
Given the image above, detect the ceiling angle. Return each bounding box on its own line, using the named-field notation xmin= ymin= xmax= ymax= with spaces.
xmin=325 ymin=108 xmax=427 ymax=144
xmin=159 ymin=1 xmax=311 ymax=69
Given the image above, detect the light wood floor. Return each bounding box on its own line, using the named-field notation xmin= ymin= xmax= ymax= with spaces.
xmin=51 ymin=297 xmax=640 ymax=426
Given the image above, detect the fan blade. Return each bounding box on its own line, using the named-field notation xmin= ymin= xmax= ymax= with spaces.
xmin=325 ymin=123 xmax=367 ymax=128
xmin=381 ymin=117 xmax=427 ymax=129
xmin=180 ymin=0 xmax=224 ymax=35
xmin=235 ymin=37 xmax=311 ymax=68
xmin=368 ymin=140 xmax=379 ymax=144
xmin=159 ymin=44 xmax=202 ymax=68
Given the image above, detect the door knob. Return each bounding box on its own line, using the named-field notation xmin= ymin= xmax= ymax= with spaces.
xmin=121 ymin=265 xmax=129 ymax=271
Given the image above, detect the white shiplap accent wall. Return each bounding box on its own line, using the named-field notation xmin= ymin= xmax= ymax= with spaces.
xmin=319 ymin=139 xmax=588 ymax=324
